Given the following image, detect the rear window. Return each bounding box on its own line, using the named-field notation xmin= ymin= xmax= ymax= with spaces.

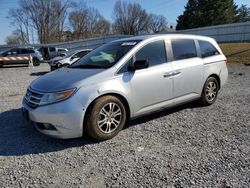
xmin=199 ymin=40 xmax=220 ymax=58
xmin=171 ymin=39 xmax=197 ymax=60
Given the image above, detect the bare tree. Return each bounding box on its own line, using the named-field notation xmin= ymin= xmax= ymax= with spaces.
xmin=93 ymin=17 xmax=111 ymax=37
xmin=148 ymin=14 xmax=168 ymax=33
xmin=9 ymin=0 xmax=71 ymax=43
xmin=8 ymin=8 xmax=30 ymax=44
xmin=5 ymin=30 xmax=25 ymax=45
xmin=112 ymin=0 xmax=150 ymax=35
xmin=69 ymin=1 xmax=110 ymax=39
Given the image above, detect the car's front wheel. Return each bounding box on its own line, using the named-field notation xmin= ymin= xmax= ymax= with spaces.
xmin=200 ymin=77 xmax=219 ymax=106
xmin=85 ymin=96 xmax=127 ymax=140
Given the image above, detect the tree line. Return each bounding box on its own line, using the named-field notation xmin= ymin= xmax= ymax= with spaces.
xmin=176 ymin=0 xmax=250 ymax=30
xmin=5 ymin=0 xmax=250 ymax=45
xmin=5 ymin=0 xmax=168 ymax=45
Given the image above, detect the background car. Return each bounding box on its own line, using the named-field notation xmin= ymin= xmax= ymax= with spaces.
xmin=37 ymin=46 xmax=68 ymax=60
xmin=49 ymin=49 xmax=92 ymax=71
xmin=0 ymin=47 xmax=43 ymax=67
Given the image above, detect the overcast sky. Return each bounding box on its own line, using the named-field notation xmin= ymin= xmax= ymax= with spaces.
xmin=0 ymin=0 xmax=249 ymax=44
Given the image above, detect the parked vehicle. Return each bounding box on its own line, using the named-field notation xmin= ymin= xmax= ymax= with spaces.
xmin=38 ymin=46 xmax=68 ymax=60
xmin=22 ymin=34 xmax=228 ymax=140
xmin=0 ymin=47 xmax=43 ymax=67
xmin=49 ymin=49 xmax=92 ymax=71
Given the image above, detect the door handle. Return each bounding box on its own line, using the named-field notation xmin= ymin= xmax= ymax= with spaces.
xmin=163 ymin=72 xmax=174 ymax=78
xmin=173 ymin=70 xmax=182 ymax=76
xmin=163 ymin=70 xmax=182 ymax=78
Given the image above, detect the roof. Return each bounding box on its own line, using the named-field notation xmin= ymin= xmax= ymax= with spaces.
xmin=114 ymin=34 xmax=214 ymax=42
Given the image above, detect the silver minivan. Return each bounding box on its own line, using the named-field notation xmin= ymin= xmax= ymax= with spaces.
xmin=22 ymin=34 xmax=228 ymax=140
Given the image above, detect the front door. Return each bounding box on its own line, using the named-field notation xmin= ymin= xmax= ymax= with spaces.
xmin=129 ymin=40 xmax=174 ymax=116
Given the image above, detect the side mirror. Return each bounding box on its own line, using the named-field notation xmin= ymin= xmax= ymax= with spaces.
xmin=129 ymin=60 xmax=149 ymax=71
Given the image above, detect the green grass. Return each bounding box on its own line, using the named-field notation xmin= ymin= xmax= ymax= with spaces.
xmin=219 ymin=43 xmax=250 ymax=64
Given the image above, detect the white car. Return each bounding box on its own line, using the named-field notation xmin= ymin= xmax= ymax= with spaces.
xmin=50 ymin=49 xmax=91 ymax=71
xmin=22 ymin=34 xmax=228 ymax=140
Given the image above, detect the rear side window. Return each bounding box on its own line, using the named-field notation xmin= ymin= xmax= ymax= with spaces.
xmin=49 ymin=47 xmax=56 ymax=52
xmin=7 ymin=49 xmax=17 ymax=55
xmin=199 ymin=40 xmax=220 ymax=58
xmin=58 ymin=49 xmax=67 ymax=52
xmin=171 ymin=39 xmax=197 ymax=60
xmin=135 ymin=40 xmax=167 ymax=67
xmin=20 ymin=49 xmax=29 ymax=54
xmin=27 ymin=49 xmax=34 ymax=53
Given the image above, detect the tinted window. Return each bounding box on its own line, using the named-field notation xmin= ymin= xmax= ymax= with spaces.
xmin=6 ymin=49 xmax=17 ymax=55
xmin=20 ymin=49 xmax=29 ymax=54
xmin=135 ymin=40 xmax=167 ymax=67
xmin=76 ymin=51 xmax=89 ymax=58
xmin=58 ymin=49 xmax=67 ymax=52
xmin=172 ymin=39 xmax=197 ymax=60
xmin=27 ymin=49 xmax=34 ymax=53
xmin=117 ymin=58 xmax=133 ymax=74
xmin=199 ymin=40 xmax=220 ymax=58
xmin=49 ymin=47 xmax=56 ymax=52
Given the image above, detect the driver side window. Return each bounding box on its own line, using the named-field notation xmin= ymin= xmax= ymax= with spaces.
xmin=117 ymin=40 xmax=167 ymax=74
xmin=135 ymin=40 xmax=167 ymax=67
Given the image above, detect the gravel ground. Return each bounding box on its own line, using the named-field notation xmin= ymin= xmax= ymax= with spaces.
xmin=0 ymin=63 xmax=249 ymax=188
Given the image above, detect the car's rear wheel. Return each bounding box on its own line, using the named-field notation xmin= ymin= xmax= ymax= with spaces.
xmin=200 ymin=77 xmax=219 ymax=106
xmin=0 ymin=61 xmax=3 ymax=68
xmin=85 ymin=96 xmax=126 ymax=140
xmin=33 ymin=58 xmax=40 ymax=66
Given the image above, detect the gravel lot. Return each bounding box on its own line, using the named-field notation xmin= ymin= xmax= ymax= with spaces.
xmin=0 ymin=63 xmax=249 ymax=187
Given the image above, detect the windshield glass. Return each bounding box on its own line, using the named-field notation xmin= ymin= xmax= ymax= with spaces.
xmin=69 ymin=40 xmax=141 ymax=69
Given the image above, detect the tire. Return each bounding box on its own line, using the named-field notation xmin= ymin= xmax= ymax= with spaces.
xmin=200 ymin=77 xmax=219 ymax=106
xmin=33 ymin=58 xmax=40 ymax=66
xmin=85 ymin=96 xmax=127 ymax=140
xmin=0 ymin=61 xmax=3 ymax=68
xmin=50 ymin=66 xmax=55 ymax=71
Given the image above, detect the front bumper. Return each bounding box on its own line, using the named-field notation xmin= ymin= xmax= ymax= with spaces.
xmin=22 ymin=96 xmax=86 ymax=139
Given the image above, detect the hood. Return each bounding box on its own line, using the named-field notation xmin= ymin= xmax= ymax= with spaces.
xmin=52 ymin=56 xmax=63 ymax=61
xmin=30 ymin=67 xmax=104 ymax=92
xmin=49 ymin=56 xmax=64 ymax=64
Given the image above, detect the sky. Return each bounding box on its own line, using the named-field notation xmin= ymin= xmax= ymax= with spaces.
xmin=0 ymin=0 xmax=249 ymax=44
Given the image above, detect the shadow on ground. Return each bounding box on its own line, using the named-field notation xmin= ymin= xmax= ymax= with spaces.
xmin=30 ymin=71 xmax=48 ymax=76
xmin=0 ymin=108 xmax=98 ymax=156
xmin=127 ymin=101 xmax=202 ymax=128
xmin=0 ymin=101 xmax=202 ymax=156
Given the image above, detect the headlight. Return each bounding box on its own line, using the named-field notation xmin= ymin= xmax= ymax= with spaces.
xmin=39 ymin=88 xmax=76 ymax=106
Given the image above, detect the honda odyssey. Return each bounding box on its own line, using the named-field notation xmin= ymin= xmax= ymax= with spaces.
xmin=22 ymin=34 xmax=228 ymax=140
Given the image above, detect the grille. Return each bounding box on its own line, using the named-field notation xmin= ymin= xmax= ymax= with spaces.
xmin=24 ymin=88 xmax=43 ymax=109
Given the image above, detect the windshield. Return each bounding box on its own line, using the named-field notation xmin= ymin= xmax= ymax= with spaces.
xmin=69 ymin=40 xmax=141 ymax=69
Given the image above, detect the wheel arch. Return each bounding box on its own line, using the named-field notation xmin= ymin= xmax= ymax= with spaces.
xmin=83 ymin=92 xmax=131 ymax=126
xmin=207 ymin=74 xmax=221 ymax=90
